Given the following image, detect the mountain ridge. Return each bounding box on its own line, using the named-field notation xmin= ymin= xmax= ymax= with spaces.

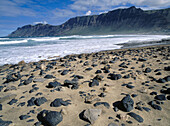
xmin=8 ymin=6 xmax=170 ymax=37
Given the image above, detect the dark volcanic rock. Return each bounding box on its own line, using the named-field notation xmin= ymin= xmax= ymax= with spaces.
xmin=17 ymin=102 xmax=25 ymax=107
xmin=39 ymin=70 xmax=45 ymax=75
xmin=85 ymin=67 xmax=93 ymax=71
xmin=126 ymin=85 xmax=135 ymax=89
xmin=47 ymin=81 xmax=61 ymax=88
xmin=142 ymin=107 xmax=151 ymax=112
xmin=128 ymin=112 xmax=144 ymax=123
xmin=123 ymin=74 xmax=130 ymax=79
xmin=131 ymin=94 xmax=138 ymax=98
xmin=161 ymin=88 xmax=170 ymax=94
xmin=144 ymin=67 xmax=151 ymax=73
xmin=61 ymin=70 xmax=69 ymax=75
xmin=99 ymin=93 xmax=106 ymax=97
xmin=154 ymin=95 xmax=166 ymax=101
xmin=157 ymin=78 xmax=166 ymax=83
xmin=64 ymin=79 xmax=79 ymax=89
xmin=34 ymin=122 xmax=42 ymax=126
xmin=150 ymin=91 xmax=157 ymax=95
xmin=4 ymin=72 xmax=21 ymax=83
xmin=95 ymin=70 xmax=102 ymax=74
xmin=29 ymin=87 xmax=39 ymax=93
xmin=27 ymin=119 xmax=34 ymax=122
xmin=164 ymin=76 xmax=170 ymax=82
xmin=37 ymin=110 xmax=63 ymax=126
xmin=0 ymin=118 xmax=13 ymax=126
xmin=151 ymin=104 xmax=162 ymax=110
xmin=34 ymin=97 xmax=47 ymax=106
xmin=135 ymin=105 xmax=143 ymax=111
xmin=7 ymin=99 xmax=18 ymax=105
xmin=44 ymin=74 xmax=55 ymax=79
xmin=138 ymin=58 xmax=147 ymax=61
xmin=148 ymin=101 xmax=162 ymax=110
xmin=72 ymin=75 xmax=84 ymax=79
xmin=4 ymin=86 xmax=17 ymax=92
xmin=27 ymin=97 xmax=36 ymax=106
xmin=0 ymin=104 xmax=2 ymax=111
xmin=94 ymin=102 xmax=110 ymax=109
xmin=108 ymin=73 xmax=122 ymax=80
xmin=0 ymin=86 xmax=4 ymax=92
xmin=50 ymin=98 xmax=71 ymax=107
xmin=164 ymin=66 xmax=170 ymax=71
xmin=24 ymin=77 xmax=33 ymax=85
xmin=89 ymin=79 xmax=99 ymax=87
xmin=19 ymin=115 xmax=31 ymax=120
xmin=121 ymin=95 xmax=134 ymax=112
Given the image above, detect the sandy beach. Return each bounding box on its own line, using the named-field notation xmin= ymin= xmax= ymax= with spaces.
xmin=0 ymin=44 xmax=170 ymax=126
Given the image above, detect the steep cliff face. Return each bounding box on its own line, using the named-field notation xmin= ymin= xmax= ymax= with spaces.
xmin=8 ymin=6 xmax=170 ymax=37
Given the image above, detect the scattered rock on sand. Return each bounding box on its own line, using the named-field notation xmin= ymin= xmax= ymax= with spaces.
xmin=121 ymin=95 xmax=134 ymax=112
xmin=128 ymin=112 xmax=144 ymax=123
xmin=0 ymin=118 xmax=13 ymax=126
xmin=19 ymin=115 xmax=31 ymax=120
xmin=50 ymin=98 xmax=71 ymax=107
xmin=44 ymin=74 xmax=55 ymax=79
xmin=108 ymin=73 xmax=122 ymax=80
xmin=94 ymin=102 xmax=110 ymax=109
xmin=4 ymin=86 xmax=17 ymax=92
xmin=34 ymin=97 xmax=47 ymax=106
xmin=0 ymin=104 xmax=2 ymax=111
xmin=83 ymin=108 xmax=102 ymax=124
xmin=37 ymin=110 xmax=63 ymax=126
xmin=154 ymin=94 xmax=166 ymax=101
xmin=4 ymin=73 xmax=21 ymax=83
xmin=7 ymin=98 xmax=18 ymax=105
xmin=89 ymin=79 xmax=99 ymax=87
xmin=47 ymin=81 xmax=61 ymax=88
xmin=148 ymin=101 xmax=162 ymax=110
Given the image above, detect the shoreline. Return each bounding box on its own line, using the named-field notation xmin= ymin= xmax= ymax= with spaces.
xmin=0 ymin=39 xmax=170 ymax=69
xmin=0 ymin=43 xmax=169 ymax=126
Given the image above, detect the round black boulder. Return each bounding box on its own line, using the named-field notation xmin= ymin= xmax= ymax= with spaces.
xmin=37 ymin=110 xmax=63 ymax=126
xmin=121 ymin=95 xmax=134 ymax=112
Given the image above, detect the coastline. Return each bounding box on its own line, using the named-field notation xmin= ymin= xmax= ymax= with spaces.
xmin=0 ymin=38 xmax=170 ymax=69
xmin=0 ymin=42 xmax=170 ymax=126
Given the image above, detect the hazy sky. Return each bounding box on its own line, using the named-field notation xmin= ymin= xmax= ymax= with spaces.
xmin=0 ymin=0 xmax=170 ymax=36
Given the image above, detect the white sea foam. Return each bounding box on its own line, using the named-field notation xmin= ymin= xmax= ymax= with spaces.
xmin=0 ymin=38 xmax=9 ymax=40
xmin=29 ymin=37 xmax=60 ymax=41
xmin=0 ymin=35 xmax=170 ymax=65
xmin=0 ymin=40 xmax=28 ymax=45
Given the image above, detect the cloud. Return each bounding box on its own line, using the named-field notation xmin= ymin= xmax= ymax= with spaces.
xmin=52 ymin=9 xmax=76 ymax=18
xmin=85 ymin=11 xmax=92 ymax=15
xmin=49 ymin=0 xmax=170 ymax=25
xmin=69 ymin=0 xmax=170 ymax=12
xmin=0 ymin=0 xmax=36 ymax=17
xmin=33 ymin=21 xmax=48 ymax=25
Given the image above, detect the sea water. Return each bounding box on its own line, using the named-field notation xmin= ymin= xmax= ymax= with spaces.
xmin=0 ymin=35 xmax=169 ymax=66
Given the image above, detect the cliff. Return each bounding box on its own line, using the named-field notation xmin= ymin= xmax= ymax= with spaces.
xmin=8 ymin=6 xmax=170 ymax=37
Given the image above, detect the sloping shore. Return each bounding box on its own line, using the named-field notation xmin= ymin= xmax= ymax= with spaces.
xmin=0 ymin=44 xmax=170 ymax=126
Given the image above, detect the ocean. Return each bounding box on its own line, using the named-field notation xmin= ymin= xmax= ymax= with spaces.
xmin=0 ymin=35 xmax=170 ymax=66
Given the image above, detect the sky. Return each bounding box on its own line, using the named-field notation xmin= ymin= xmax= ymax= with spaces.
xmin=0 ymin=0 xmax=170 ymax=37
